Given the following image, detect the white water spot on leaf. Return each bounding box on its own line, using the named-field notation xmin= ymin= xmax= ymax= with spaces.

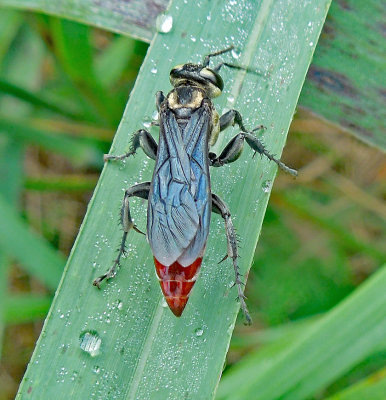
xmin=262 ymin=180 xmax=272 ymax=193
xmin=156 ymin=14 xmax=173 ymax=33
xmin=79 ymin=330 xmax=102 ymax=357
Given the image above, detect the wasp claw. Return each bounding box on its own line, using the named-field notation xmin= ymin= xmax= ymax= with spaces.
xmin=133 ymin=225 xmax=146 ymax=235
xmin=93 ymin=276 xmax=105 ymax=288
xmin=218 ymin=254 xmax=228 ymax=264
xmin=252 ymin=125 xmax=266 ymax=133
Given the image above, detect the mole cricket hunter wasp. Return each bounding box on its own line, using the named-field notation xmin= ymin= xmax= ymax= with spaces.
xmin=93 ymin=46 xmax=297 ymax=324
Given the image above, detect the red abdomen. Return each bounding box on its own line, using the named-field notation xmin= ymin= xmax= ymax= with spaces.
xmin=154 ymin=257 xmax=203 ymax=316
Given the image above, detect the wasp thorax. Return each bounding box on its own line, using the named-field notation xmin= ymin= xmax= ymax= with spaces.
xmin=170 ymin=63 xmax=223 ymax=98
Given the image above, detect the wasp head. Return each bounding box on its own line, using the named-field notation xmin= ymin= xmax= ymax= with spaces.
xmin=170 ymin=63 xmax=223 ymax=98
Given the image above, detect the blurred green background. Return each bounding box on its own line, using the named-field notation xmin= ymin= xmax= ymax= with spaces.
xmin=0 ymin=9 xmax=384 ymax=400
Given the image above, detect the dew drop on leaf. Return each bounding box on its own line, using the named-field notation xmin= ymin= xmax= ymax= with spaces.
xmin=79 ymin=330 xmax=102 ymax=357
xmin=156 ymin=14 xmax=173 ymax=33
xmin=262 ymin=180 xmax=272 ymax=193
xmin=195 ymin=328 xmax=204 ymax=337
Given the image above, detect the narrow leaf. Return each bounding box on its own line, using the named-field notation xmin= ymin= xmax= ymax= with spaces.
xmin=0 ymin=78 xmax=84 ymax=120
xmin=217 ymin=265 xmax=386 ymax=400
xmin=325 ymin=367 xmax=386 ymax=400
xmin=0 ymin=0 xmax=164 ymax=41
xmin=95 ymin=36 xmax=137 ymax=88
xmin=0 ymin=24 xmax=46 ymax=354
xmin=0 ymin=117 xmax=102 ymax=166
xmin=4 ymin=295 xmax=52 ymax=324
xmin=25 ymin=175 xmax=97 ymax=192
xmin=16 ymin=0 xmax=331 ymax=398
xmin=0 ymin=194 xmax=64 ymax=290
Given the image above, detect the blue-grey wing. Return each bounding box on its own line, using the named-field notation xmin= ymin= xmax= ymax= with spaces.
xmin=147 ymin=103 xmax=211 ymax=267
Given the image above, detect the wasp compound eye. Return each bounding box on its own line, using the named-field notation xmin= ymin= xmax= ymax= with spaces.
xmin=199 ymin=68 xmax=224 ymax=92
xmin=170 ymin=64 xmax=184 ymax=76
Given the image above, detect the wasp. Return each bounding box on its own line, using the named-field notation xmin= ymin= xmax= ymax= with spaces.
xmin=93 ymin=46 xmax=297 ymax=324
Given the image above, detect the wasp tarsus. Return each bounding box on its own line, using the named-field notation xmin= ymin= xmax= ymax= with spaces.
xmin=94 ymin=46 xmax=297 ymax=324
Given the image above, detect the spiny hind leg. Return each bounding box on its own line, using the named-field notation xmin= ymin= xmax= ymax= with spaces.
xmin=212 ymin=193 xmax=251 ymax=325
xmin=209 ymin=130 xmax=297 ymax=176
xmin=93 ymin=182 xmax=150 ymax=287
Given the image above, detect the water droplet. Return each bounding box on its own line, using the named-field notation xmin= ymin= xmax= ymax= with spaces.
xmin=309 ymin=41 xmax=314 ymax=47
xmin=227 ymin=95 xmax=235 ymax=103
xmin=262 ymin=180 xmax=272 ymax=193
xmin=161 ymin=298 xmax=168 ymax=308
xmin=156 ymin=14 xmax=173 ymax=33
xmin=117 ymin=300 xmax=123 ymax=310
xmin=79 ymin=330 xmax=102 ymax=357
xmin=92 ymin=366 xmax=101 ymax=374
xmin=150 ymin=67 xmax=158 ymax=74
xmin=71 ymin=371 xmax=79 ymax=381
xmin=227 ymin=323 xmax=235 ymax=335
xmin=60 ymin=344 xmax=69 ymax=354
xmin=190 ymin=36 xmax=197 ymax=43
xmin=195 ymin=328 xmax=204 ymax=337
xmin=151 ymin=110 xmax=159 ymax=120
xmin=231 ymin=48 xmax=241 ymax=60
xmin=142 ymin=117 xmax=152 ymax=128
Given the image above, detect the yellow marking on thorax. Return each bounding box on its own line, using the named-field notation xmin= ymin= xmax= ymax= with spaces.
xmin=167 ymin=88 xmax=204 ymax=109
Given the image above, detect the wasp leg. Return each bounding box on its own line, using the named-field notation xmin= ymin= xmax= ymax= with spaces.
xmin=93 ymin=182 xmax=150 ymax=287
xmin=219 ymin=109 xmax=258 ymax=133
xmin=209 ymin=131 xmax=297 ymax=176
xmin=156 ymin=91 xmax=165 ymax=111
xmin=148 ymin=91 xmax=165 ymax=127
xmin=212 ymin=193 xmax=251 ymax=325
xmin=104 ymin=129 xmax=158 ymax=162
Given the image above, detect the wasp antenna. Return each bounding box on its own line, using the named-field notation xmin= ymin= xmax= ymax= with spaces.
xmin=202 ymin=45 xmax=235 ymax=67
xmin=214 ymin=62 xmax=267 ymax=78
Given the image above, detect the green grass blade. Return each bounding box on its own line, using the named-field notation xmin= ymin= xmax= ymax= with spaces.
xmin=0 ymin=117 xmax=103 ymax=166
xmin=4 ymin=295 xmax=52 ymax=324
xmin=300 ymin=0 xmax=386 ymax=150
xmin=217 ymin=264 xmax=386 ymax=400
xmin=49 ymin=18 xmax=120 ymax=124
xmin=0 ymin=78 xmax=84 ymax=120
xmin=0 ymin=9 xmax=22 ymax=63
xmin=95 ymin=36 xmax=137 ymax=89
xmin=272 ymin=191 xmax=386 ymax=263
xmin=15 ymin=0 xmax=331 ymax=398
xmin=325 ymin=367 xmax=386 ymax=400
xmin=0 ymin=194 xmax=64 ymax=289
xmin=0 ymin=0 xmax=162 ymax=40
xmin=0 ymin=22 xmax=45 ymax=355
xmin=25 ymin=175 xmax=97 ymax=192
